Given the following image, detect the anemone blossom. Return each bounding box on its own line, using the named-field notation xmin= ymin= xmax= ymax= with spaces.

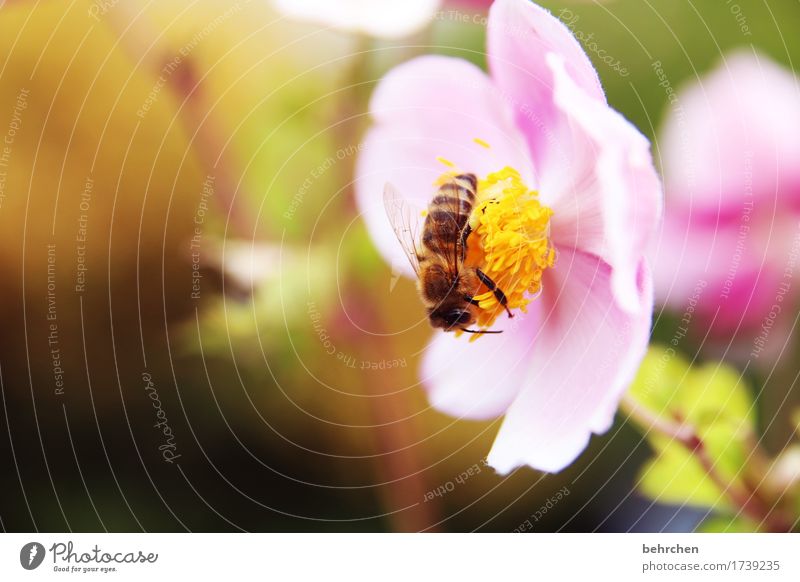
xmin=356 ymin=0 xmax=661 ymax=473
xmin=653 ymin=52 xmax=800 ymax=341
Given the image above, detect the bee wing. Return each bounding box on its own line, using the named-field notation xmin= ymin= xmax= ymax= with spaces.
xmin=383 ymin=183 xmax=424 ymax=277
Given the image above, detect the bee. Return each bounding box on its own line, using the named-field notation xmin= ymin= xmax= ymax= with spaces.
xmin=384 ymin=173 xmax=512 ymax=334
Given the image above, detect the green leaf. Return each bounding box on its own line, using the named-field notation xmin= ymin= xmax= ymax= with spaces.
xmin=638 ymin=440 xmax=731 ymax=510
xmin=627 ymin=346 xmax=689 ymax=414
xmin=681 ymin=363 xmax=754 ymax=430
xmin=630 ymin=346 xmax=757 ymax=511
xmin=629 ymin=347 xmax=754 ymax=430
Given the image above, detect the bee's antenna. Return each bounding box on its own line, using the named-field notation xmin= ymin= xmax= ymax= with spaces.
xmin=460 ymin=328 xmax=503 ymax=334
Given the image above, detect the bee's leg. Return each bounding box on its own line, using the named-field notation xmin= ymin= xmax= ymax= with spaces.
xmin=460 ymin=224 xmax=472 ymax=260
xmin=463 ymin=294 xmax=481 ymax=306
xmin=475 ymin=268 xmax=513 ymax=318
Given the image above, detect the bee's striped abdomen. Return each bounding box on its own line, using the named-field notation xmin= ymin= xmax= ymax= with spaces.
xmin=421 ymin=173 xmax=477 ymax=257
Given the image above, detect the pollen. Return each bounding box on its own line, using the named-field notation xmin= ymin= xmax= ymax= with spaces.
xmin=465 ymin=166 xmax=556 ymax=330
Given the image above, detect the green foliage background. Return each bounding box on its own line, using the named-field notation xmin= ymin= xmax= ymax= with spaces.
xmin=0 ymin=0 xmax=798 ymax=532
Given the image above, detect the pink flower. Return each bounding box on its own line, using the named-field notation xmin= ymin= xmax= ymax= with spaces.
xmin=355 ymin=0 xmax=661 ymax=473
xmin=653 ymin=52 xmax=800 ymax=337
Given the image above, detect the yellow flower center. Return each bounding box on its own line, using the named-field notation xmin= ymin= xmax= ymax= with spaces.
xmin=464 ymin=166 xmax=556 ymax=330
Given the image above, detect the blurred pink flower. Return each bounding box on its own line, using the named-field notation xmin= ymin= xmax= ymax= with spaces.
xmin=653 ymin=52 xmax=800 ymax=337
xmin=271 ymin=0 xmax=441 ymax=38
xmin=356 ymin=0 xmax=661 ymax=472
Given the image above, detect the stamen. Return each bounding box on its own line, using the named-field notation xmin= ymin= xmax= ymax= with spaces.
xmin=473 ymin=138 xmax=491 ymax=149
xmin=463 ymin=166 xmax=556 ymax=332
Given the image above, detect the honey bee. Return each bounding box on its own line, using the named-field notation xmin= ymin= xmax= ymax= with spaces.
xmin=384 ymin=173 xmax=512 ymax=334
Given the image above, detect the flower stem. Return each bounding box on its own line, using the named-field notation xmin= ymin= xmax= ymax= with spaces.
xmin=360 ymin=307 xmax=440 ymax=532
xmin=331 ymin=36 xmax=439 ymax=532
xmin=620 ymin=393 xmax=791 ymax=531
xmin=619 ymin=394 xmax=696 ymax=445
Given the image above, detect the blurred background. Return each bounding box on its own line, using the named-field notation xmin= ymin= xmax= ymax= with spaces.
xmin=0 ymin=0 xmax=798 ymax=532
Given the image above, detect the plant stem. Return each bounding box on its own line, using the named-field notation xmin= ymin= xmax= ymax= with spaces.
xmin=360 ymin=300 xmax=440 ymax=532
xmin=620 ymin=393 xmax=791 ymax=531
xmin=329 ymin=35 xmax=439 ymax=532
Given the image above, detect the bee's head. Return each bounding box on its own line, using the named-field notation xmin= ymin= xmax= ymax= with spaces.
xmin=429 ymin=305 xmax=475 ymax=331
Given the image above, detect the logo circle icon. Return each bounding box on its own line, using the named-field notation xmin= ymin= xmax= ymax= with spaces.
xmin=19 ymin=542 xmax=45 ymax=570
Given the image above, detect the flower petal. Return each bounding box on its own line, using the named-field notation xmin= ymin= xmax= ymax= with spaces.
xmin=356 ymin=55 xmax=532 ymax=277
xmin=487 ymin=249 xmax=653 ymax=474
xmin=660 ymin=51 xmax=800 ymax=215
xmin=486 ymin=0 xmax=605 ymax=178
xmin=545 ymin=54 xmax=662 ymax=313
xmin=420 ymin=308 xmax=540 ymax=420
